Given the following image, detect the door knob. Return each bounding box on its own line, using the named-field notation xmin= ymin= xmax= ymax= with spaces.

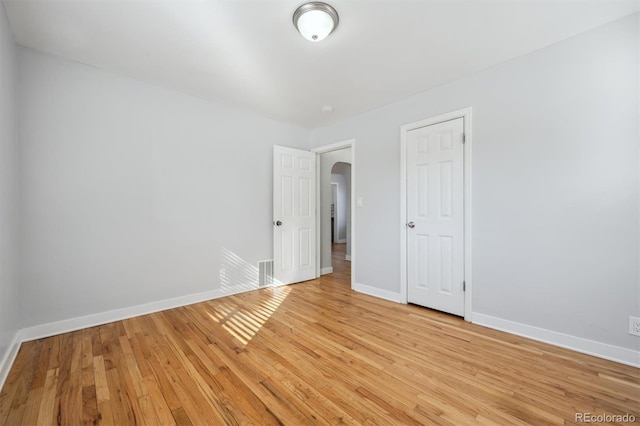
xmin=407 ymin=222 xmax=415 ymax=228
xmin=275 ymin=220 xmax=282 ymax=226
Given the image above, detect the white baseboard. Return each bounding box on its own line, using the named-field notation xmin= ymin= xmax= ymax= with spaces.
xmin=20 ymin=284 xmax=262 ymax=343
xmin=353 ymin=282 xmax=404 ymax=304
xmin=345 ymin=255 xmax=351 ymax=261
xmin=320 ymin=267 xmax=333 ymax=275
xmin=335 ymin=239 xmax=347 ymax=244
xmin=0 ymin=330 xmax=23 ymax=390
xmin=473 ymin=313 xmax=640 ymax=368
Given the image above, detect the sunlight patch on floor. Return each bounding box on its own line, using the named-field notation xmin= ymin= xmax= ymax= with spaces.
xmin=209 ymin=286 xmax=291 ymax=346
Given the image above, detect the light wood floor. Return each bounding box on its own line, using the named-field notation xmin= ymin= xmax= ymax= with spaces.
xmin=1 ymin=247 xmax=638 ymax=425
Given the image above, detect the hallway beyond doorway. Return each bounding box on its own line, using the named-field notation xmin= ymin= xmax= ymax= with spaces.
xmin=327 ymin=243 xmax=350 ymax=285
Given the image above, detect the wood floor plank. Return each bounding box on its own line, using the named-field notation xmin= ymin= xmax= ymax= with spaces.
xmin=2 ymin=341 xmax=43 ymax=426
xmin=142 ymin=341 xmax=182 ymax=413
xmin=92 ymin=355 xmax=114 ymax=425
xmin=171 ymin=407 xmax=192 ymax=426
xmin=1 ymin=244 xmax=638 ymax=425
xmin=35 ymin=367 xmax=59 ymax=426
xmin=141 ymin=375 xmax=176 ymax=426
xmin=105 ymin=363 xmax=136 ymax=425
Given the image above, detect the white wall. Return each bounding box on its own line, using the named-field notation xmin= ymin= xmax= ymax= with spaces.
xmin=310 ymin=15 xmax=639 ymax=353
xmin=17 ymin=48 xmax=308 ymax=328
xmin=319 ymin=149 xmax=351 ymax=269
xmin=0 ymin=3 xmax=19 ymax=373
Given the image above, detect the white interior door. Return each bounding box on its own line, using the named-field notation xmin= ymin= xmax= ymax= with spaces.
xmin=406 ymin=118 xmax=465 ymax=316
xmin=273 ymin=145 xmax=316 ymax=285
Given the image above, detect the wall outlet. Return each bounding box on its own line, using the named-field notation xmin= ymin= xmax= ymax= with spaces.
xmin=629 ymin=316 xmax=640 ymax=337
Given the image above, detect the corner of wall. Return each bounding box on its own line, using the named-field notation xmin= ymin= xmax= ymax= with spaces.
xmin=0 ymin=0 xmax=22 ymax=393
xmin=352 ymin=282 xmax=404 ymax=304
xmin=0 ymin=331 xmax=22 ymax=392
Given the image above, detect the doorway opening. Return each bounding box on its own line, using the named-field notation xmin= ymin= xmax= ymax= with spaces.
xmin=312 ymin=139 xmax=356 ymax=288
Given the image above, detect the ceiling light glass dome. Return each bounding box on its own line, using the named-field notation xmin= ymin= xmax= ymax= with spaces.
xmin=293 ymin=2 xmax=339 ymax=42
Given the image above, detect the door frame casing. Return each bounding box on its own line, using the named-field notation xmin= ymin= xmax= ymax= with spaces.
xmin=311 ymin=139 xmax=356 ymax=289
xmin=400 ymin=108 xmax=473 ymax=322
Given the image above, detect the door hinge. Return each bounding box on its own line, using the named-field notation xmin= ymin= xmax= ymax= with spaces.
xmin=462 ymin=133 xmax=466 ymax=144
xmin=463 ymin=281 xmax=466 ymax=291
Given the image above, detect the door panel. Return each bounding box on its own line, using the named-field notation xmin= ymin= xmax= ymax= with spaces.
xmin=407 ymin=118 xmax=464 ymax=316
xmin=274 ymin=146 xmax=316 ymax=285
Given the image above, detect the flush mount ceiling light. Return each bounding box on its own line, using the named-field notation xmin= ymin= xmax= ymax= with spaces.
xmin=293 ymin=2 xmax=339 ymax=42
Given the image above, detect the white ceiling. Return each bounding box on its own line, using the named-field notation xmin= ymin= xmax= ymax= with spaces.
xmin=3 ymin=0 xmax=639 ymax=128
